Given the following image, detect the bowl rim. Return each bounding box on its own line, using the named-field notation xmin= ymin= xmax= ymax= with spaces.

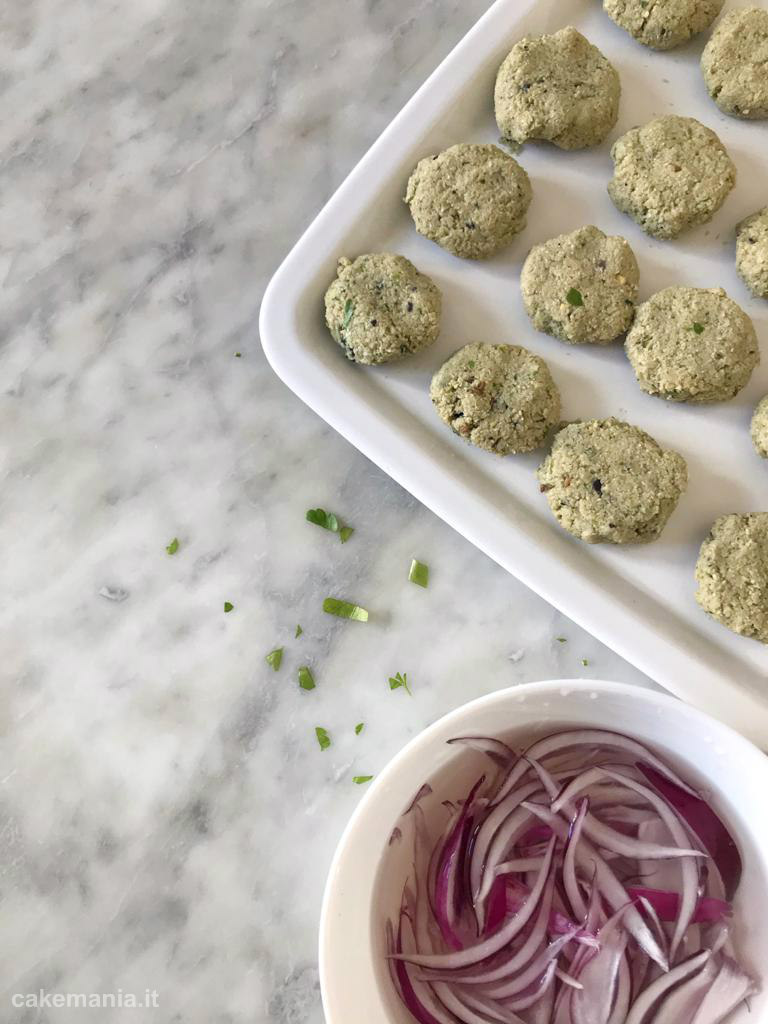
xmin=318 ymin=678 xmax=768 ymax=1024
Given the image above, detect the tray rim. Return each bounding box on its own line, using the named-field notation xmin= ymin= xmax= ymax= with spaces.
xmin=258 ymin=0 xmax=768 ymax=748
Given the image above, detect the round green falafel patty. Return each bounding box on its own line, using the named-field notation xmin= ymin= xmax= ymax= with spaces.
xmin=405 ymin=144 xmax=532 ymax=260
xmin=521 ymin=225 xmax=639 ymax=345
xmin=324 ymin=253 xmax=441 ymax=365
xmin=603 ymin=0 xmax=724 ymax=51
xmin=537 ymin=418 xmax=687 ymax=544
xmin=625 ymin=287 xmax=758 ymax=403
xmin=430 ymin=342 xmax=560 ymax=455
xmin=695 ymin=513 xmax=768 ymax=643
xmin=701 ymin=8 xmax=768 ymax=120
xmin=736 ymin=206 xmax=768 ymax=299
xmin=607 ymin=115 xmax=736 ymax=239
xmin=752 ymin=396 xmax=768 ymax=459
xmin=494 ymin=27 xmax=620 ymax=150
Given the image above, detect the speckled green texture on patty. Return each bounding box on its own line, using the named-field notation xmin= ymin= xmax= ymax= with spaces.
xmin=701 ymin=8 xmax=768 ymax=119
xmin=625 ymin=287 xmax=758 ymax=403
xmin=604 ymin=0 xmax=724 ymax=50
xmin=695 ymin=513 xmax=768 ymax=643
xmin=608 ymin=115 xmax=736 ymax=239
xmin=430 ymin=342 xmax=560 ymax=455
xmin=521 ymin=226 xmax=639 ymax=345
xmin=752 ymin=397 xmax=768 ymax=459
xmin=324 ymin=253 xmax=441 ymax=365
xmin=405 ymin=144 xmax=532 ymax=260
xmin=537 ymin=418 xmax=687 ymax=545
xmin=736 ymin=207 xmax=768 ymax=298
xmin=494 ymin=27 xmax=620 ymax=150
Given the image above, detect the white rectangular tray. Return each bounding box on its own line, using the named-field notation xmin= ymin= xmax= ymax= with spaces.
xmin=260 ymin=0 xmax=768 ymax=747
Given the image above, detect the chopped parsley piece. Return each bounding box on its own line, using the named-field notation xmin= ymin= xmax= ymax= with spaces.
xmin=265 ymin=648 xmax=283 ymax=671
xmin=581 ymin=658 xmax=589 ymax=667
xmin=467 ymin=360 xmax=476 ymax=369
xmin=166 ymin=537 xmax=180 ymax=555
xmin=298 ymin=666 xmax=316 ymax=691
xmin=556 ymin=637 xmax=567 ymax=644
xmin=355 ymin=722 xmax=364 ymax=735
xmin=408 ymin=559 xmax=429 ymax=588
xmin=234 ymin=352 xmax=242 ymax=358
xmin=566 ymin=288 xmax=584 ymax=307
xmin=342 ymin=299 xmax=355 ymax=330
xmin=315 ymin=726 xmax=331 ymax=751
xmin=353 ymin=775 xmax=373 ymax=785
xmin=224 ymin=601 xmax=234 ymax=613
xmin=691 ymin=322 xmax=705 ymax=334
xmin=389 ymin=671 xmax=411 ymax=695
xmin=323 ymin=597 xmax=369 ymax=622
xmin=306 ymin=508 xmax=353 ymax=543
xmin=295 ymin=624 xmax=303 ymax=638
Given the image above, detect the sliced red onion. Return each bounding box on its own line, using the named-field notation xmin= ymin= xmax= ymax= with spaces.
xmin=447 ymin=736 xmax=517 ymax=768
xmin=522 ymin=802 xmax=669 ymax=971
xmin=387 ymin=730 xmax=752 ymax=1024
xmin=563 ymin=799 xmax=589 ymax=923
xmin=493 ymin=730 xmax=697 ymax=806
xmin=571 ymin=906 xmax=630 ymax=1024
xmin=630 ymin=887 xmax=731 ymax=925
xmin=637 ymin=764 xmax=743 ymax=901
xmin=405 ymin=783 xmax=435 ymax=816
xmin=431 ymin=982 xmax=525 ymax=1024
xmin=422 ymin=873 xmax=557 ymax=986
xmin=392 ymin=837 xmax=556 ymax=969
xmin=608 ymin=954 xmax=631 ymax=1024
xmin=481 ymin=930 xmax=577 ymax=998
xmin=624 ymin=950 xmax=711 ymax=1024
xmin=690 ymin=955 xmax=756 ymax=1024
xmin=598 ymin=768 xmax=701 ymax=959
xmin=531 ymin=757 xmax=705 ymax=863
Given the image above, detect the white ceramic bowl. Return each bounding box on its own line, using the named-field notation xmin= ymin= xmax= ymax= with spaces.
xmin=319 ymin=679 xmax=768 ymax=1023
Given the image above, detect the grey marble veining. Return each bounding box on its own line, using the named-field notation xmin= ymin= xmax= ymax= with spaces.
xmin=0 ymin=1 xmax=651 ymax=1021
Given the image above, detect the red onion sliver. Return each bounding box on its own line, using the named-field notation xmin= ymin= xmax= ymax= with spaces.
xmin=631 ymin=887 xmax=731 ymax=925
xmin=493 ymin=730 xmax=698 ymax=806
xmin=624 ymin=950 xmax=711 ymax=1024
xmin=598 ymin=768 xmax=701 ymax=959
xmin=571 ymin=906 xmax=630 ymax=1024
xmin=608 ymin=954 xmax=631 ymax=1024
xmin=431 ymin=982 xmax=525 ymax=1024
xmin=482 ymin=930 xmax=577 ymax=998
xmin=689 ymin=955 xmax=756 ymax=1024
xmin=637 ymin=764 xmax=743 ymax=901
xmin=522 ymin=802 xmax=669 ymax=971
xmin=447 ymin=736 xmax=517 ymax=768
xmin=392 ymin=837 xmax=556 ymax=970
xmin=564 ymin=798 xmax=590 ymax=923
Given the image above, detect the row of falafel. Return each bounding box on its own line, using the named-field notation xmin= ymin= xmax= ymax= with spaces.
xmin=323 ymin=13 xmax=768 ymax=645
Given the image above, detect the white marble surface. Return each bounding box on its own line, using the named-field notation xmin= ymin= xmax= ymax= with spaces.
xmin=0 ymin=1 xmax=652 ymax=1020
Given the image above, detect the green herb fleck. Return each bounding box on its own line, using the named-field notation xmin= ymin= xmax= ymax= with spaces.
xmin=581 ymin=658 xmax=589 ymax=667
xmin=166 ymin=537 xmax=180 ymax=555
xmin=342 ymin=299 xmax=355 ymax=330
xmin=315 ymin=726 xmax=331 ymax=751
xmin=691 ymin=322 xmax=705 ymax=334
xmin=556 ymin=637 xmax=567 ymax=644
xmin=389 ymin=671 xmax=411 ymax=695
xmin=408 ymin=559 xmax=429 ymax=588
xmin=234 ymin=352 xmax=242 ymax=358
xmin=467 ymin=360 xmax=476 ymax=369
xmin=306 ymin=508 xmax=353 ymax=543
xmin=353 ymin=775 xmax=373 ymax=785
xmin=265 ymin=647 xmax=283 ymax=671
xmin=566 ymin=288 xmax=584 ymax=307
xmin=224 ymin=601 xmax=234 ymax=613
xmin=355 ymin=722 xmax=364 ymax=735
xmin=298 ymin=666 xmax=316 ymax=691
xmin=323 ymin=597 xmax=369 ymax=622
xmin=295 ymin=624 xmax=303 ymax=638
